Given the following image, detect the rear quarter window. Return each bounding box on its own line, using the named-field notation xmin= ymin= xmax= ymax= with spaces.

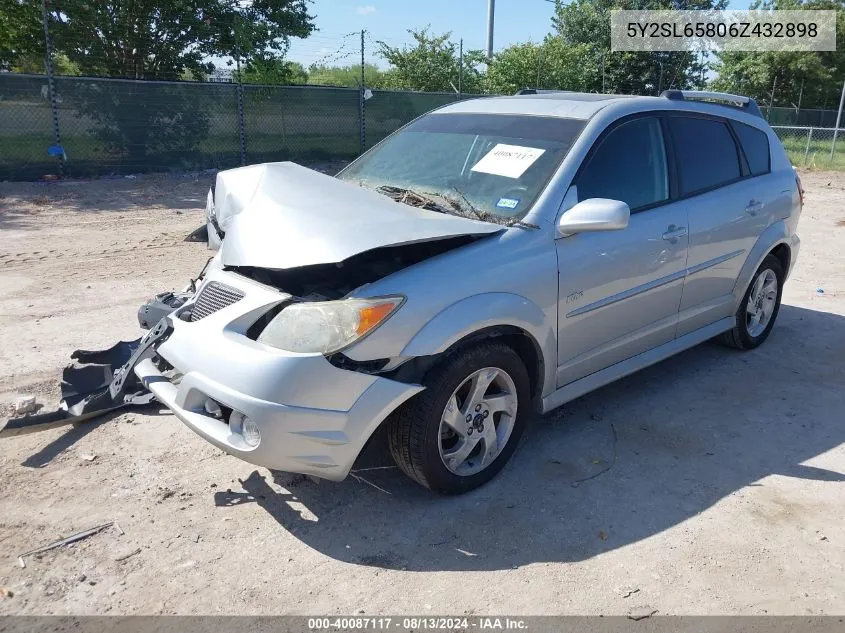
xmin=669 ymin=116 xmax=742 ymax=196
xmin=731 ymin=120 xmax=771 ymax=176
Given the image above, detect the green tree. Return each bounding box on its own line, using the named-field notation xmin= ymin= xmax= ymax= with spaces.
xmin=43 ymin=0 xmax=315 ymax=80
xmin=712 ymin=0 xmax=845 ymax=112
xmin=0 ymin=0 xmax=42 ymax=70
xmin=11 ymin=52 xmax=81 ymax=76
xmin=712 ymin=51 xmax=833 ymax=110
xmin=552 ymin=0 xmax=720 ymax=94
xmin=307 ymin=63 xmax=389 ymax=88
xmin=238 ymin=59 xmax=309 ymax=85
xmin=34 ymin=0 xmax=313 ymax=169
xmin=378 ymin=28 xmax=485 ymax=93
xmin=487 ymin=37 xmax=596 ymax=94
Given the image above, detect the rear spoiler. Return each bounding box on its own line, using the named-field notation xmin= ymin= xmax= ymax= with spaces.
xmin=661 ymin=90 xmax=763 ymax=118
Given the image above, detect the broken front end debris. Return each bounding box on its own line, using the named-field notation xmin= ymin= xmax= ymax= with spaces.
xmin=1 ymin=242 xmax=217 ymax=437
xmin=1 ymin=287 xmax=196 ymax=437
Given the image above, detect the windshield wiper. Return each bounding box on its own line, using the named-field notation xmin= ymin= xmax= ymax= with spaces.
xmin=442 ymin=186 xmax=538 ymax=228
xmin=505 ymin=219 xmax=540 ymax=229
xmin=375 ymin=184 xmax=537 ymax=229
xmin=439 ymin=186 xmax=493 ymax=223
xmin=375 ymin=185 xmax=451 ymax=215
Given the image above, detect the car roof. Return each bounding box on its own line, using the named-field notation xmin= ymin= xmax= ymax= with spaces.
xmin=437 ymin=92 xmax=635 ymax=120
xmin=436 ymin=91 xmax=764 ymax=125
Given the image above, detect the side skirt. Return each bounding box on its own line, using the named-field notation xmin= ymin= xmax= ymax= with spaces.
xmin=542 ymin=317 xmax=735 ymax=414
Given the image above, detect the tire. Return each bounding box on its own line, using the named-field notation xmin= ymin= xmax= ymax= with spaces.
xmin=721 ymin=254 xmax=784 ymax=350
xmin=387 ymin=340 xmax=531 ymax=494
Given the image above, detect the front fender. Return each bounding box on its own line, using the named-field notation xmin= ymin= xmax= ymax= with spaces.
xmin=732 ymin=220 xmax=797 ymax=311
xmin=399 ymin=292 xmax=557 ymax=399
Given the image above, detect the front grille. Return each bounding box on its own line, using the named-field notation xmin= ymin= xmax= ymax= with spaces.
xmin=190 ymin=281 xmax=244 ymax=321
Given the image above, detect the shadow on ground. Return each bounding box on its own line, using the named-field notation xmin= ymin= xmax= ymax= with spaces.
xmin=214 ymin=304 xmax=844 ymax=571
xmin=19 ymin=404 xmax=171 ymax=468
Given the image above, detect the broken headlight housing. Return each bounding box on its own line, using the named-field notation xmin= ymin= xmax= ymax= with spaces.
xmin=256 ymin=296 xmax=404 ymax=354
xmin=205 ymin=188 xmax=224 ymax=251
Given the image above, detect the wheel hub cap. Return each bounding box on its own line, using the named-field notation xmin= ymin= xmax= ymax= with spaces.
xmin=745 ymin=268 xmax=778 ymax=338
xmin=438 ymin=367 xmax=518 ymax=477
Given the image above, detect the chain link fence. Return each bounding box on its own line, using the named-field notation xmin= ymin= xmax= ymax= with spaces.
xmin=5 ymin=72 xmax=845 ymax=180
xmin=772 ymin=125 xmax=845 ymax=170
xmin=767 ymin=106 xmax=843 ymax=128
xmin=0 ymin=73 xmax=462 ymax=181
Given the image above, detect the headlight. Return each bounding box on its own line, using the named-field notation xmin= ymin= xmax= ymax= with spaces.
xmin=256 ymin=296 xmax=404 ymax=354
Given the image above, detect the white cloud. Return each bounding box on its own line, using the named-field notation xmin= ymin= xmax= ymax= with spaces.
xmin=356 ymin=5 xmax=376 ymax=15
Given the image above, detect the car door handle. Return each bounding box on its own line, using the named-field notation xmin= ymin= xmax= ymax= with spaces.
xmin=662 ymin=225 xmax=688 ymax=242
xmin=745 ymin=199 xmax=763 ymax=216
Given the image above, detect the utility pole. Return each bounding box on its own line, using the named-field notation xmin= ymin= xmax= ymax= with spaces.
xmin=486 ymin=0 xmax=495 ymax=61
xmin=235 ymin=54 xmax=246 ymax=165
xmin=601 ymin=51 xmax=606 ymax=93
xmin=40 ymin=0 xmax=63 ymax=176
xmin=458 ymin=39 xmax=463 ymax=100
xmin=768 ymin=72 xmax=778 ymax=120
xmin=796 ymin=77 xmax=805 ymax=117
xmin=359 ymin=29 xmax=366 ymax=155
xmin=657 ymin=59 xmax=664 ymax=96
xmin=829 ymin=75 xmax=845 ymax=162
xmin=536 ymin=48 xmax=543 ymax=90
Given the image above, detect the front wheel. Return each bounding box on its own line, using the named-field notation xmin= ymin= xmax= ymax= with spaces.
xmin=721 ymin=254 xmax=784 ymax=350
xmin=387 ymin=341 xmax=530 ymax=494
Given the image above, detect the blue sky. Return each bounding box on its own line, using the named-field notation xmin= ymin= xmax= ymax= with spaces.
xmin=287 ymin=0 xmax=564 ymax=68
xmin=287 ymin=0 xmax=750 ymax=69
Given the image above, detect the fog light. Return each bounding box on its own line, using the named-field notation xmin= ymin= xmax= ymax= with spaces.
xmin=241 ymin=416 xmax=261 ymax=447
xmin=204 ymin=398 xmax=222 ymax=418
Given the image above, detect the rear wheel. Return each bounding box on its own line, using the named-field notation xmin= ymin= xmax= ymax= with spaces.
xmin=721 ymin=254 xmax=784 ymax=350
xmin=387 ymin=341 xmax=530 ymax=494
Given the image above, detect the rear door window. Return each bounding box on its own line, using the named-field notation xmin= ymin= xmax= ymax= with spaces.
xmin=669 ymin=117 xmax=742 ymax=196
xmin=731 ymin=121 xmax=771 ymax=176
xmin=575 ymin=117 xmax=669 ymax=211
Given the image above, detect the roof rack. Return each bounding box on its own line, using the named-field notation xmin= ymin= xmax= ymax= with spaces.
xmin=515 ymin=88 xmax=570 ymax=95
xmin=660 ymin=90 xmax=763 ymax=118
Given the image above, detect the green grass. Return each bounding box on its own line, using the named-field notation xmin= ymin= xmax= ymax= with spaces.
xmin=0 ymin=132 xmax=361 ymax=180
xmin=777 ymin=133 xmax=845 ymax=171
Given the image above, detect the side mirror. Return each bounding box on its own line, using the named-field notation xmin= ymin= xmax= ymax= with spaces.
xmin=557 ymin=198 xmax=630 ymax=237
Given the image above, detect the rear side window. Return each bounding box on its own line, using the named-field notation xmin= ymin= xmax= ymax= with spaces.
xmin=576 ymin=117 xmax=668 ymax=211
xmin=669 ymin=117 xmax=741 ymax=196
xmin=732 ymin=121 xmax=771 ymax=176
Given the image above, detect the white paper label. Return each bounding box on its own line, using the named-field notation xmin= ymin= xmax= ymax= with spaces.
xmin=470 ymin=144 xmax=546 ymax=179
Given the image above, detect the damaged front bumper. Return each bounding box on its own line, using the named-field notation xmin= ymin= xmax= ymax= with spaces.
xmin=134 ymin=268 xmax=423 ymax=480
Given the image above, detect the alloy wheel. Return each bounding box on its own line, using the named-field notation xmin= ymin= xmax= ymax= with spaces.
xmin=745 ymin=268 xmax=778 ymax=338
xmin=437 ymin=367 xmax=518 ymax=476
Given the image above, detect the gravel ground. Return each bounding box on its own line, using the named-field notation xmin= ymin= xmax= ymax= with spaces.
xmin=0 ymin=168 xmax=843 ymax=616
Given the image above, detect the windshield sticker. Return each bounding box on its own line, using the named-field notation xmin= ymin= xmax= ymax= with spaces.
xmin=496 ymin=197 xmax=520 ymax=209
xmin=470 ymin=144 xmax=546 ymax=179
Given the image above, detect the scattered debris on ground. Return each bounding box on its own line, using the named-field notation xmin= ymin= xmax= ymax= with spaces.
xmin=114 ymin=548 xmax=141 ymax=562
xmin=17 ymin=522 xmax=114 ymax=568
xmin=13 ymin=395 xmax=38 ymax=416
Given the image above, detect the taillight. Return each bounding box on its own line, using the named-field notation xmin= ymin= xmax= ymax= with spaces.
xmin=795 ymin=172 xmax=804 ymax=209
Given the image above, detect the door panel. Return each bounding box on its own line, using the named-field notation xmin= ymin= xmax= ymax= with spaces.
xmin=676 ymin=178 xmax=770 ymax=335
xmin=669 ymin=116 xmax=781 ymax=336
xmin=556 ymin=201 xmax=688 ymax=387
xmin=555 ymin=114 xmax=689 ymax=388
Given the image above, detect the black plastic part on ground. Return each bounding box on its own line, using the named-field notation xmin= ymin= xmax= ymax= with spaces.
xmin=1 ymin=339 xmax=145 ymax=437
xmin=1 ymin=315 xmax=176 ymax=437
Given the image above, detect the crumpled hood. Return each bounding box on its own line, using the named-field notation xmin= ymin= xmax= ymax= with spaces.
xmin=214 ymin=162 xmax=502 ymax=270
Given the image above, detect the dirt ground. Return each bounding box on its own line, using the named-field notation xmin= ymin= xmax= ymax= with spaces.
xmin=0 ymin=168 xmax=843 ymax=616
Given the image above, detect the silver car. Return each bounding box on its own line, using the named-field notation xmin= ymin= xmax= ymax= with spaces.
xmin=135 ymin=90 xmax=802 ymax=494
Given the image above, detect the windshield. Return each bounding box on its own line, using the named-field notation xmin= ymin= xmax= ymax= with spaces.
xmin=337 ymin=113 xmax=585 ymax=221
